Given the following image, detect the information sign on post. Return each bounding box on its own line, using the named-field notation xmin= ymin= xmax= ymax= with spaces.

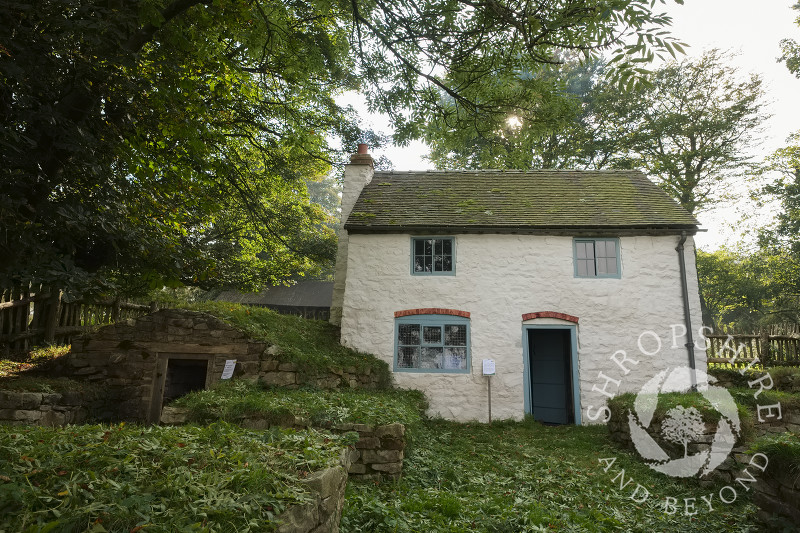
xmin=482 ymin=359 xmax=495 ymax=423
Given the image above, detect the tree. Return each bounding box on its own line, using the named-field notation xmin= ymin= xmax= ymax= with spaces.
xmin=422 ymin=49 xmax=768 ymax=218
xmin=597 ymin=49 xmax=768 ymax=214
xmin=1 ymin=0 xmax=686 ymax=297
xmin=661 ymin=405 xmax=705 ymax=458
xmin=779 ymin=2 xmax=800 ymax=78
xmin=696 ymin=248 xmax=799 ymax=329
xmin=423 ymin=59 xmax=634 ymax=170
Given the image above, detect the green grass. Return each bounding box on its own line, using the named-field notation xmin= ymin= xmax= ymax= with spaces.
xmin=183 ymin=302 xmax=392 ymax=385
xmin=749 ymin=432 xmax=800 ymax=481
xmin=0 ymin=422 xmax=351 ymax=533
xmin=608 ymin=391 xmax=750 ymax=426
xmin=173 ymin=380 xmax=427 ymax=428
xmin=727 ymin=387 xmax=800 ymax=411
xmin=0 ymin=345 xmax=70 ymax=379
xmin=341 ymin=419 xmax=760 ymax=533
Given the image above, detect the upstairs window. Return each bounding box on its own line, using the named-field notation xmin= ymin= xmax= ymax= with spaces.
xmin=574 ymin=238 xmax=620 ymax=278
xmin=412 ymin=237 xmax=454 ymax=275
xmin=395 ymin=315 xmax=469 ymax=372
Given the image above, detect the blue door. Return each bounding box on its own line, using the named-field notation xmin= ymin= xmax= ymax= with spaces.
xmin=528 ymin=329 xmax=573 ymax=424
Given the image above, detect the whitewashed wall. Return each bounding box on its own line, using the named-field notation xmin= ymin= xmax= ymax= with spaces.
xmin=340 ymin=233 xmax=707 ymax=423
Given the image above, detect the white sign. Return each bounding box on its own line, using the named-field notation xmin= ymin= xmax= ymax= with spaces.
xmin=482 ymin=359 xmax=496 ymax=376
xmin=221 ymin=359 xmax=237 ymax=380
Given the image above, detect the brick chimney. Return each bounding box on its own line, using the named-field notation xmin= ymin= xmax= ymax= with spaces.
xmin=330 ymin=144 xmax=374 ymax=326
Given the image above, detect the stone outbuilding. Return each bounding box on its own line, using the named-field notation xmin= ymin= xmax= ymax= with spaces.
xmin=62 ymin=309 xmax=265 ymax=422
xmin=60 ymin=309 xmax=381 ymax=423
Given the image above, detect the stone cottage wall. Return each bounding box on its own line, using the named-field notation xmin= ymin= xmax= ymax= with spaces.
xmin=340 ymin=233 xmax=705 ymax=423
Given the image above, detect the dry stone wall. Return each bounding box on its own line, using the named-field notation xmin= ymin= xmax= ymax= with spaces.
xmin=275 ymin=450 xmax=352 ymax=533
xmin=0 ymin=388 xmax=102 ymax=426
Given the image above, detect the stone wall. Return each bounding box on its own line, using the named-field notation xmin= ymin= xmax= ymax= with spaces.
xmin=751 ymin=464 xmax=800 ymax=524
xmin=55 ymin=309 xmax=380 ymax=423
xmin=336 ymin=422 xmax=405 ymax=481
xmin=162 ymin=407 xmax=406 ymax=481
xmin=0 ymin=388 xmax=102 ymax=426
xmin=275 ymin=450 xmax=351 ymax=533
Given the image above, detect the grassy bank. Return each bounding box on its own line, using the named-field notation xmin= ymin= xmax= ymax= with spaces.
xmin=173 ymin=379 xmax=427 ymax=428
xmin=342 ymin=419 xmax=760 ymax=533
xmin=184 ymin=302 xmax=392 ymax=386
xmin=0 ymin=422 xmax=351 ymax=532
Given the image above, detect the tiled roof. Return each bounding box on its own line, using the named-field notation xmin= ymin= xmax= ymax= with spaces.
xmin=344 ymin=170 xmax=699 ymax=233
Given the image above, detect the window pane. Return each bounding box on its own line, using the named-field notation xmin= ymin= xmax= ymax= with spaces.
xmin=434 ymin=255 xmax=443 ymax=271
xmin=423 ymin=326 xmax=442 ymax=344
xmin=414 ymin=258 xmax=424 ymax=272
xmin=444 ymin=324 xmax=467 ymax=346
xmin=397 ymin=346 xmax=419 ymax=368
xmin=576 ymin=241 xmax=593 ymax=260
xmin=603 ymin=240 xmax=616 ymax=257
xmin=434 ymin=239 xmax=442 ymax=255
xmin=604 ymin=257 xmax=618 ymax=274
xmin=442 ymin=256 xmax=452 ymax=271
xmin=577 ymin=258 xmax=594 ymax=277
xmin=398 ymin=324 xmax=420 ymax=345
xmin=419 ymin=347 xmax=443 ymax=368
xmin=595 ymin=240 xmax=606 ymax=257
xmin=415 ymin=239 xmax=425 ymax=255
xmin=444 ymin=347 xmax=467 ymax=369
xmin=425 ymin=239 xmax=433 ymax=255
xmin=443 ymin=239 xmax=452 ymax=255
xmin=597 ymin=257 xmax=609 ymax=275
xmin=424 ymin=256 xmax=432 ymax=272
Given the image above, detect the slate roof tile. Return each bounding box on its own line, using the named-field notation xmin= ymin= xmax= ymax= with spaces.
xmin=344 ymin=170 xmax=699 ymax=232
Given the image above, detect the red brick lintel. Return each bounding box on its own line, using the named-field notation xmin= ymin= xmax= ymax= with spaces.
xmin=394 ymin=308 xmax=470 ymax=318
xmin=522 ymin=311 xmax=579 ymax=323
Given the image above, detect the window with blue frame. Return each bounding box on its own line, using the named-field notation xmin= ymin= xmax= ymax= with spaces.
xmin=395 ymin=315 xmax=469 ymax=372
xmin=412 ymin=237 xmax=454 ymax=274
xmin=574 ymin=238 xmax=620 ymax=278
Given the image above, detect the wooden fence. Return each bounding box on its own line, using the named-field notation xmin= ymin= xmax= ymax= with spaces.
xmin=705 ymin=325 xmax=800 ymax=368
xmin=0 ymin=286 xmax=154 ymax=354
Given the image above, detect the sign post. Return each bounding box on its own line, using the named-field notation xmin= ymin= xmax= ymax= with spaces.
xmin=482 ymin=359 xmax=495 ymax=424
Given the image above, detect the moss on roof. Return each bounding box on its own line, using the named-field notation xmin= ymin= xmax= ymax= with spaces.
xmin=344 ymin=170 xmax=699 ymax=232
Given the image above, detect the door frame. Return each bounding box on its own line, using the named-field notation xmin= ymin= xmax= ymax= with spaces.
xmin=522 ymin=324 xmax=582 ymax=425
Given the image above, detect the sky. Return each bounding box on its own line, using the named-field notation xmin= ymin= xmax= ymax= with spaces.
xmin=345 ymin=0 xmax=800 ymax=251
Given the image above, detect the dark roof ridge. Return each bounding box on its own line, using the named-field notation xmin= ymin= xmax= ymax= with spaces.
xmin=374 ymin=169 xmax=644 ymax=174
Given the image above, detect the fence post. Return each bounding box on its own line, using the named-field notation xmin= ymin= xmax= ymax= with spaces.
xmin=43 ymin=290 xmax=62 ymax=344
xmin=760 ymin=330 xmax=771 ymax=368
xmin=111 ymin=297 xmax=121 ymax=323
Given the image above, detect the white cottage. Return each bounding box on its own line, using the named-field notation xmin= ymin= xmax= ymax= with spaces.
xmin=331 ymin=147 xmax=706 ymax=424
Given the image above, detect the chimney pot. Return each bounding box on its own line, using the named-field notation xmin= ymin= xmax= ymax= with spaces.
xmin=357 ymin=143 xmax=368 ymax=154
